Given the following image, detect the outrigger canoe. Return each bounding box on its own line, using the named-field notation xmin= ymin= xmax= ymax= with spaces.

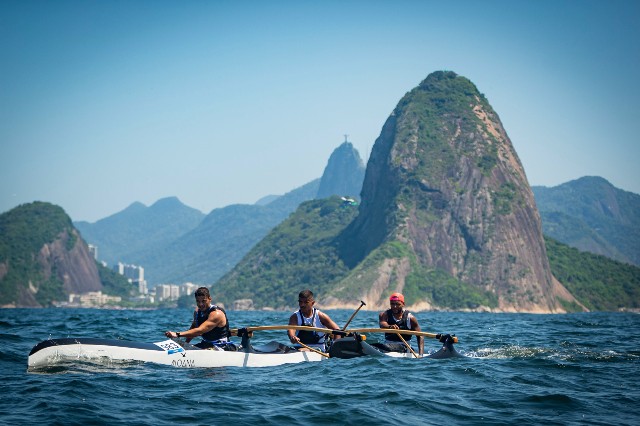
xmin=27 ymin=325 xmax=461 ymax=370
xmin=27 ymin=337 xmax=325 ymax=369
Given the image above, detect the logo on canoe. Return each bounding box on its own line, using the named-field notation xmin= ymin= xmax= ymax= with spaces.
xmin=156 ymin=340 xmax=185 ymax=355
xmin=172 ymin=358 xmax=195 ymax=368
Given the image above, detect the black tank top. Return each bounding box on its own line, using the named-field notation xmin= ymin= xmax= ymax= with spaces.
xmin=384 ymin=309 xmax=412 ymax=342
xmin=194 ymin=304 xmax=230 ymax=342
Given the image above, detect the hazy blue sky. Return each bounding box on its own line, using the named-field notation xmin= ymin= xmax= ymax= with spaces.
xmin=2 ymin=0 xmax=639 ymax=222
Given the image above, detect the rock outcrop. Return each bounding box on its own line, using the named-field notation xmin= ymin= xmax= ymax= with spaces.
xmin=338 ymin=71 xmax=579 ymax=312
xmin=0 ymin=202 xmax=103 ymax=307
xmin=37 ymin=228 xmax=102 ymax=296
xmin=316 ymin=141 xmax=366 ymax=200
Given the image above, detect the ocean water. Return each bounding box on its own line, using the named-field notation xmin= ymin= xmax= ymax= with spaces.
xmin=1 ymin=308 xmax=639 ymax=425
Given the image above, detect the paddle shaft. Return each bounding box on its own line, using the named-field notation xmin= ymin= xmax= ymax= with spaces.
xmin=341 ymin=300 xmax=366 ymax=331
xmin=230 ymin=325 xmax=346 ymax=336
xmin=229 ymin=325 xmax=458 ymax=343
xmin=396 ymin=333 xmax=419 ymax=358
xmin=296 ymin=341 xmax=330 ymax=358
xmin=345 ymin=328 xmax=458 ymax=343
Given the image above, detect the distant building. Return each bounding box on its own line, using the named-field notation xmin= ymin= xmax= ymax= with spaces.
xmin=181 ymin=282 xmax=199 ymax=297
xmin=68 ymin=291 xmax=122 ymax=307
xmin=113 ymin=262 xmax=146 ymax=294
xmin=170 ymin=285 xmax=180 ymax=301
xmin=113 ymin=262 xmax=144 ymax=282
xmin=155 ymin=284 xmax=180 ymax=302
xmin=154 ymin=282 xmax=204 ymax=302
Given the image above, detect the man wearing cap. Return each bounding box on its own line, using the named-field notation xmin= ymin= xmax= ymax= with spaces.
xmin=378 ymin=292 xmax=424 ymax=356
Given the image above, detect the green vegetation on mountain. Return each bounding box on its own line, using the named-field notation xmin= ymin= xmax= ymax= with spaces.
xmin=545 ymin=237 xmax=640 ymax=311
xmin=334 ymin=240 xmax=499 ymax=309
xmin=0 ymin=202 xmax=74 ymax=305
xmin=215 ymin=197 xmax=358 ymax=308
xmin=394 ymin=71 xmax=496 ymax=186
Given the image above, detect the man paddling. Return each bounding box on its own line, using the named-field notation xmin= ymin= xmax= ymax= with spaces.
xmin=378 ymin=293 xmax=424 ymax=356
xmin=165 ymin=287 xmax=236 ymax=351
xmin=288 ymin=289 xmax=341 ymax=351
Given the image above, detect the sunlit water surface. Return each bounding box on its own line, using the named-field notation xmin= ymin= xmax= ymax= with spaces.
xmin=1 ymin=309 xmax=639 ymax=425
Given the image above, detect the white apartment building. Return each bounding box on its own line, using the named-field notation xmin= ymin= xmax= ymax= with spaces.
xmin=181 ymin=282 xmax=199 ymax=297
xmin=68 ymin=291 xmax=122 ymax=307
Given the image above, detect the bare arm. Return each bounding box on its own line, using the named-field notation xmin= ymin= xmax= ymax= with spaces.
xmin=287 ymin=313 xmax=299 ymax=343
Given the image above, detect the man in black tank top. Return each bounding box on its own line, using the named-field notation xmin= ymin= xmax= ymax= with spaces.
xmin=165 ymin=287 xmax=234 ymax=350
xmin=378 ymin=292 xmax=424 ymax=356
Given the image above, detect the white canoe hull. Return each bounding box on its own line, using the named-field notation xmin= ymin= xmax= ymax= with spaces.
xmin=28 ymin=338 xmax=325 ymax=369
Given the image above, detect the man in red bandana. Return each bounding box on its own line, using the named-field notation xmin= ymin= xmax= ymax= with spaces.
xmin=378 ymin=292 xmax=424 ymax=356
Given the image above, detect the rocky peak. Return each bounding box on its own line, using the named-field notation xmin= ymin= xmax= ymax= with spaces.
xmin=316 ymin=141 xmax=365 ymax=200
xmin=339 ymin=71 xmax=577 ymax=312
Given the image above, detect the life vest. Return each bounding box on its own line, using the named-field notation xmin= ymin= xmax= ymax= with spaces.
xmin=193 ymin=304 xmax=231 ymax=344
xmin=384 ymin=309 xmax=413 ymax=342
xmin=294 ymin=307 xmax=325 ymax=345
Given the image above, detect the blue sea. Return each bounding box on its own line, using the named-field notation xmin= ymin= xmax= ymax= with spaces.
xmin=1 ymin=308 xmax=639 ymax=425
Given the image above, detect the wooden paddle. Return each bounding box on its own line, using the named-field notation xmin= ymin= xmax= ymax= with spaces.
xmin=341 ymin=300 xmax=366 ymax=330
xmin=344 ymin=328 xmax=458 ymax=343
xmin=230 ymin=324 xmax=347 ymax=336
xmin=396 ymin=333 xmax=419 ymax=358
xmin=230 ymin=325 xmax=457 ymax=342
xmin=297 ymin=341 xmax=330 ymax=358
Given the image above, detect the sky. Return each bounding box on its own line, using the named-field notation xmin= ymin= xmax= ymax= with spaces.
xmin=2 ymin=0 xmax=639 ymax=222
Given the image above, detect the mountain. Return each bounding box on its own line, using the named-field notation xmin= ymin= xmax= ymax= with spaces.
xmin=74 ymin=197 xmax=205 ymax=266
xmin=335 ymin=71 xmax=578 ymax=312
xmin=218 ymin=71 xmax=582 ymax=312
xmin=136 ymin=179 xmax=320 ymax=284
xmin=532 ymin=177 xmax=640 ymax=266
xmin=0 ymin=202 xmax=125 ymax=307
xmin=316 ymin=141 xmax=365 ymax=200
xmin=75 ymin=140 xmax=367 ymax=285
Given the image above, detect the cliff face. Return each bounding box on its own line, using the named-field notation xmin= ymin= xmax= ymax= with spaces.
xmin=0 ymin=202 xmax=102 ymax=307
xmin=38 ymin=229 xmax=102 ymax=295
xmin=339 ymin=71 xmax=577 ymax=312
xmin=316 ymin=141 xmax=366 ymax=200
